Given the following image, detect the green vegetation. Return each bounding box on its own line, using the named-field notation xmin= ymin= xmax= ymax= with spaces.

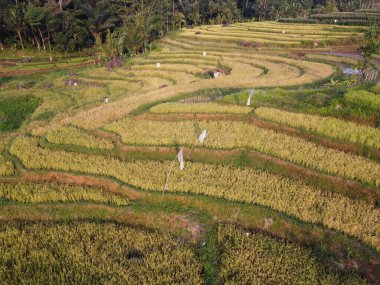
xmin=1 ymin=1 xmax=375 ymax=53
xmin=281 ymin=10 xmax=380 ymax=26
xmin=0 ymin=140 xmax=15 ymax=177
xmin=0 ymin=95 xmax=39 ymax=132
xmin=345 ymin=90 xmax=380 ymax=111
xmin=219 ymin=87 xmax=380 ymax=126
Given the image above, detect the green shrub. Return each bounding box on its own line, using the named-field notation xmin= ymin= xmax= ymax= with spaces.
xmin=372 ymin=84 xmax=380 ymax=95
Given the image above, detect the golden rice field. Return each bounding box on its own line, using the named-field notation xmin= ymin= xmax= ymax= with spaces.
xmin=0 ymin=21 xmax=379 ymax=284
xmin=0 ymin=222 xmax=203 ymax=284
xmin=217 ymin=225 xmax=368 ymax=285
xmin=9 ymin=137 xmax=380 ymax=251
xmin=254 ymin=107 xmax=380 ymax=149
xmin=46 ymin=126 xmax=115 ymax=149
xmin=0 ymin=140 xmax=15 ymax=176
xmin=150 ymin=102 xmax=253 ymax=114
xmin=178 ymin=22 xmax=362 ymax=47
xmin=0 ymin=182 xmax=128 ymax=205
xmin=105 ymin=119 xmax=380 ymax=186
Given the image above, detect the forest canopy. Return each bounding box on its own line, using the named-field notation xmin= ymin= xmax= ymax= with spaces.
xmin=0 ymin=0 xmax=378 ymax=52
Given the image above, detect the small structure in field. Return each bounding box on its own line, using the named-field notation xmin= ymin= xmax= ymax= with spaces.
xmin=263 ymin=218 xmax=274 ymax=229
xmin=156 ymin=62 xmax=161 ymax=68
xmin=240 ymin=41 xmax=259 ymax=48
xmin=19 ymin=57 xmax=31 ymax=63
xmin=203 ymin=51 xmax=207 ymax=56
xmin=335 ymin=104 xmax=343 ymax=111
xmin=104 ymin=97 xmax=109 ymax=103
xmin=65 ymin=79 xmax=80 ymax=86
xmin=213 ymin=67 xmax=227 ymax=78
xmin=106 ymin=58 xmax=123 ymax=71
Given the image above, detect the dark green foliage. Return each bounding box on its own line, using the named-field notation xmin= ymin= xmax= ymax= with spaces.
xmin=1 ymin=1 xmax=378 ymax=51
xmin=280 ymin=8 xmax=380 ymax=26
xmin=360 ymin=23 xmax=380 ymax=62
xmin=49 ymin=11 xmax=94 ymax=51
xmin=0 ymin=95 xmax=39 ymax=132
xmin=77 ymin=0 xmax=119 ymax=46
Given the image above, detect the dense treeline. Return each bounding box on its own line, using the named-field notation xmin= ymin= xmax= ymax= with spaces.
xmin=0 ymin=0 xmax=377 ymax=52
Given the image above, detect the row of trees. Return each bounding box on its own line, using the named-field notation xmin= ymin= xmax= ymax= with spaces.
xmin=0 ymin=0 xmax=377 ymax=53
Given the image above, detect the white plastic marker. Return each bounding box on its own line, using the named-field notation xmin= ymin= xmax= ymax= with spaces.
xmin=198 ymin=129 xmax=207 ymax=143
xmin=177 ymin=148 xmax=185 ymax=171
xmin=104 ymin=97 xmax=109 ymax=103
xmin=334 ymin=19 xmax=337 ymax=23
xmin=157 ymin=63 xmax=161 ymax=68
xmin=186 ymin=129 xmax=208 ymax=160
xmin=203 ymin=51 xmax=207 ymax=56
xmin=247 ymin=88 xmax=255 ymax=106
xmin=282 ymin=30 xmax=286 ymax=34
xmin=164 ymin=146 xmax=185 ymax=191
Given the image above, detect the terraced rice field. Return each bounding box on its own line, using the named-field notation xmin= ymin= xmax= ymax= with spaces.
xmin=0 ymin=21 xmax=379 ymax=284
xmin=177 ymin=22 xmax=361 ymax=47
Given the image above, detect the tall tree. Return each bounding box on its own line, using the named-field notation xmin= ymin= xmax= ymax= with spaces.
xmin=24 ymin=4 xmax=47 ymax=50
xmin=78 ymin=0 xmax=118 ymax=46
xmin=49 ymin=10 xmax=93 ymax=51
xmin=3 ymin=3 xmax=26 ymax=49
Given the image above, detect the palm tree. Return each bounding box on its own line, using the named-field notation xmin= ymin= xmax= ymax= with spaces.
xmin=79 ymin=0 xmax=118 ymax=46
xmin=3 ymin=4 xmax=26 ymax=49
xmin=24 ymin=4 xmax=47 ymax=51
xmin=119 ymin=18 xmax=145 ymax=56
xmin=119 ymin=1 xmax=157 ymax=55
xmin=188 ymin=1 xmax=201 ymax=25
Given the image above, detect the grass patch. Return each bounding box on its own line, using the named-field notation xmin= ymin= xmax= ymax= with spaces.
xmin=0 ymin=95 xmax=39 ymax=132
